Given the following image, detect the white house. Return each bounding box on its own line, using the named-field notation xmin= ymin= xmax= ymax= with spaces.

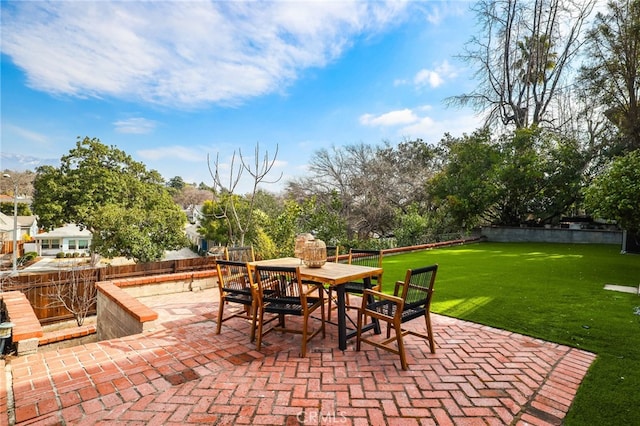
xmin=0 ymin=212 xmax=38 ymax=243
xmin=33 ymin=224 xmax=92 ymax=256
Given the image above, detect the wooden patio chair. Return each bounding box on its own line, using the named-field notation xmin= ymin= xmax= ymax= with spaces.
xmin=325 ymin=245 xmax=340 ymax=263
xmin=356 ymin=264 xmax=438 ymax=370
xmin=252 ymin=265 xmax=326 ymax=357
xmin=327 ymin=248 xmax=383 ymax=320
xmin=214 ymin=260 xmax=256 ymax=339
xmin=226 ymin=246 xmax=255 ymax=262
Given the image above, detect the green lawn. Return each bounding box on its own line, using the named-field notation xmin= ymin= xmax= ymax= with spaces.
xmin=381 ymin=242 xmax=640 ymax=425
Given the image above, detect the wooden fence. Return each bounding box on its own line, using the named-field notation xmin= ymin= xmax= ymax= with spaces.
xmin=2 ymin=256 xmax=217 ymax=325
xmin=1 ymin=240 xmax=24 ymax=256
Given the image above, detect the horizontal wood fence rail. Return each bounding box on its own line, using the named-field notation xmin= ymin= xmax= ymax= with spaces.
xmin=1 ymin=240 xmax=24 ymax=255
xmin=2 ymin=256 xmax=217 ymax=324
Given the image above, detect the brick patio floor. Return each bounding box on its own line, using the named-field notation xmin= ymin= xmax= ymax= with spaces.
xmin=6 ymin=288 xmax=595 ymax=425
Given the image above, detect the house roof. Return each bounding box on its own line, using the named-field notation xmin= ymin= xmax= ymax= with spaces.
xmin=33 ymin=224 xmax=92 ymax=239
xmin=0 ymin=212 xmax=37 ymax=232
xmin=0 ymin=194 xmax=32 ymax=204
xmin=0 ymin=213 xmax=11 ymax=230
xmin=17 ymin=216 xmax=37 ymax=227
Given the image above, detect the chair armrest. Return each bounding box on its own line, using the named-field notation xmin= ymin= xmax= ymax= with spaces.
xmin=393 ymin=281 xmax=404 ymax=297
xmin=361 ymin=289 xmax=404 ymax=321
xmin=362 ymin=289 xmax=404 ymax=307
xmin=302 ymin=281 xmax=323 ymax=296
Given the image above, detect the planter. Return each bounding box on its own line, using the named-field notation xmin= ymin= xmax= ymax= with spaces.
xmin=0 ymin=322 xmax=14 ymax=339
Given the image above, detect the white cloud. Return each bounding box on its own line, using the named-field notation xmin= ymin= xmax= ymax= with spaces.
xmin=413 ymin=60 xmax=458 ymax=88
xmin=359 ymin=105 xmax=484 ymax=142
xmin=360 ymin=108 xmax=418 ymax=126
xmin=400 ymin=111 xmax=484 ymax=142
xmin=414 ymin=69 xmax=444 ymax=88
xmin=114 ymin=118 xmax=157 ymax=134
xmin=3 ymin=124 xmax=49 ymax=144
xmin=1 ymin=1 xmax=408 ymax=109
xmin=138 ymin=146 xmax=204 ymax=162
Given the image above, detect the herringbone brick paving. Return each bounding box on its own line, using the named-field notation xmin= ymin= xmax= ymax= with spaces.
xmin=6 ymin=288 xmax=595 ymax=425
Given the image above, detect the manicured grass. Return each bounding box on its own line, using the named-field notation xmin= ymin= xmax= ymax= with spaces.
xmin=381 ymin=242 xmax=640 ymax=425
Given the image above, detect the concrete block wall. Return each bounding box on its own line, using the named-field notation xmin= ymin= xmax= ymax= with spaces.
xmin=481 ymin=226 xmax=622 ymax=245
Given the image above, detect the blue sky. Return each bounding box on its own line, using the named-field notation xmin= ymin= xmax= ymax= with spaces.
xmin=1 ymin=1 xmax=484 ymax=193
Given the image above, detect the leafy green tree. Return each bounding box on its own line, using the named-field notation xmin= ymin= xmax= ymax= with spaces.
xmin=584 ymin=150 xmax=640 ymax=232
xmin=253 ymin=225 xmax=277 ymax=260
xmin=0 ymin=202 xmax=31 ymax=216
xmin=429 ymin=128 xmax=500 ymax=230
xmin=493 ymin=128 xmax=587 ymax=226
xmin=32 ymin=137 xmax=187 ymax=263
xmin=263 ymin=199 xmax=302 ymax=258
xmin=299 ymin=195 xmax=347 ymax=245
xmin=494 ymin=128 xmax=549 ymax=225
xmin=392 ymin=204 xmax=430 ymax=247
xmin=199 ymin=194 xmax=241 ymax=245
xmin=167 ymin=176 xmax=186 ymax=192
xmin=430 ymin=127 xmax=588 ymax=228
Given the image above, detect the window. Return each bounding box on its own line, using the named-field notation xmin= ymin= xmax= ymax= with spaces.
xmin=78 ymin=240 xmax=89 ymax=249
xmin=41 ymin=239 xmax=60 ymax=249
xmin=68 ymin=240 xmax=76 ymax=250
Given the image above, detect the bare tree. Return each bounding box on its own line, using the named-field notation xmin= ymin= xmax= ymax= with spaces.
xmin=287 ymin=141 xmax=439 ymax=241
xmin=1 ymin=170 xmax=35 ymax=198
xmin=579 ymin=0 xmax=640 ymax=154
xmin=452 ymin=0 xmax=596 ymax=131
xmin=172 ymin=185 xmax=213 ymax=209
xmin=47 ymin=262 xmax=97 ymax=326
xmin=207 ymin=143 xmax=282 ymax=246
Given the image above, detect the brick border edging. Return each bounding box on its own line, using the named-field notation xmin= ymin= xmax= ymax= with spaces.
xmin=2 ymin=291 xmax=43 ymax=356
xmin=382 ymin=237 xmax=482 ymax=256
xmin=519 ymin=347 xmax=597 ymax=424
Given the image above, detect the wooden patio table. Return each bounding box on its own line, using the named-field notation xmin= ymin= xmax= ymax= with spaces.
xmin=250 ymin=257 xmax=382 ymax=350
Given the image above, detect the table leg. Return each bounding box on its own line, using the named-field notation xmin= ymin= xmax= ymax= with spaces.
xmin=336 ymin=285 xmax=347 ymax=350
xmin=363 ymin=276 xmax=381 ymax=335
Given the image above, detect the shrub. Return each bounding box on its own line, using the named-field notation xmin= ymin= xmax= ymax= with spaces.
xmin=56 ymin=252 xmax=65 ymax=258
xmin=23 ymin=251 xmax=37 ymax=261
xmin=17 ymin=251 xmax=37 ymax=266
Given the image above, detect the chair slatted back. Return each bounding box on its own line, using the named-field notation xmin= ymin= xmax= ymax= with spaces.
xmin=208 ymin=246 xmax=227 ymax=259
xmin=255 ymin=265 xmax=302 ymax=303
xmin=226 ymin=246 xmax=255 ymax=262
xmin=348 ymin=249 xmax=383 ymax=284
xmin=399 ymin=264 xmax=438 ymax=311
xmin=326 ymin=246 xmax=340 ymax=263
xmin=215 ymin=260 xmax=253 ymax=293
